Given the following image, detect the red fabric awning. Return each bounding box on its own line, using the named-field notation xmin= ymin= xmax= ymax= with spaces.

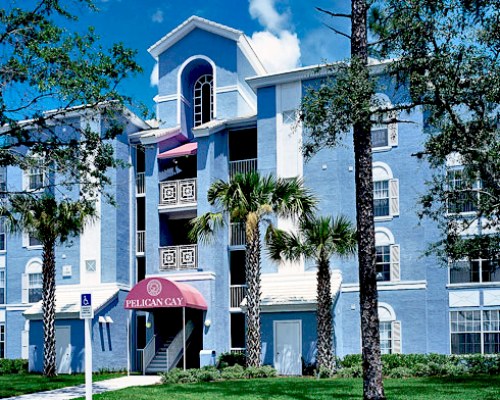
xmin=124 ymin=277 xmax=207 ymax=310
xmin=157 ymin=142 xmax=197 ymax=159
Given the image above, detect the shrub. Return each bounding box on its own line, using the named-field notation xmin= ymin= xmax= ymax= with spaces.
xmin=386 ymin=367 xmax=413 ymax=379
xmin=161 ymin=368 xmax=200 ymax=384
xmin=339 ymin=354 xmax=362 ymax=369
xmin=220 ymin=364 xmax=245 ymax=380
xmin=0 ymin=359 xmax=28 ymax=375
xmin=317 ymin=366 xmax=335 ymax=379
xmin=335 ymin=365 xmax=363 ymax=378
xmin=217 ymin=352 xmax=246 ymax=368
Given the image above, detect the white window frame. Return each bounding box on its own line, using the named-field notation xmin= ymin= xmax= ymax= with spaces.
xmin=371 ymin=93 xmax=398 ymax=152
xmin=0 ymin=166 xmax=6 ymax=194
xmin=23 ymin=230 xmax=42 ymax=249
xmin=378 ymin=303 xmax=401 ymax=354
xmin=375 ymin=228 xmax=400 ymax=282
xmin=446 ymin=167 xmax=480 ymax=216
xmin=373 ymin=162 xmax=399 ymax=221
xmin=22 ymin=259 xmax=43 ymax=304
xmin=23 ymin=157 xmax=47 ymax=192
xmin=449 ymin=309 xmax=500 ymax=355
xmin=193 ymin=74 xmax=213 ymax=127
xmin=449 ymin=258 xmax=500 ymax=285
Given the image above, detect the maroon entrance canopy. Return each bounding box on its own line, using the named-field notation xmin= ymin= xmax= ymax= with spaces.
xmin=124 ymin=277 xmax=207 ymax=310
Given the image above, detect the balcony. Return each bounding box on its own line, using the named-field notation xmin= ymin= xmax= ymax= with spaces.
xmin=229 ymin=158 xmax=257 ymax=178
xmin=159 ymin=244 xmax=198 ymax=271
xmin=136 ymin=172 xmax=145 ymax=196
xmin=159 ymin=178 xmax=197 ymax=211
xmin=136 ymin=231 xmax=145 ymax=255
xmin=230 ymin=284 xmax=247 ymax=309
xmin=230 ymin=223 xmax=246 ymax=246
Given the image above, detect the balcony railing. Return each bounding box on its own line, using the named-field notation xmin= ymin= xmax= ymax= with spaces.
xmin=159 ymin=244 xmax=197 ymax=271
xmin=136 ymin=172 xmax=145 ymax=196
xmin=230 ymin=223 xmax=246 ymax=246
xmin=229 ymin=158 xmax=257 ymax=178
xmin=230 ymin=284 xmax=247 ymax=308
xmin=136 ymin=231 xmax=145 ymax=255
xmin=159 ymin=178 xmax=197 ymax=207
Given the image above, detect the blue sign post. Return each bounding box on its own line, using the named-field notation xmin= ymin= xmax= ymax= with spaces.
xmin=80 ymin=293 xmax=93 ymax=400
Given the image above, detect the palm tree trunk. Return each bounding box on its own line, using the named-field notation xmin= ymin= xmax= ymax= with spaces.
xmin=351 ymin=0 xmax=385 ymax=398
xmin=316 ymin=255 xmax=334 ymax=372
xmin=245 ymin=221 xmax=261 ymax=367
xmin=42 ymin=238 xmax=57 ymax=377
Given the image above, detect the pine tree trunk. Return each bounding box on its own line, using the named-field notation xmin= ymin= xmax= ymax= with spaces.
xmin=245 ymin=222 xmax=261 ymax=367
xmin=351 ymin=0 xmax=385 ymax=398
xmin=42 ymin=238 xmax=57 ymax=377
xmin=316 ymin=255 xmax=334 ymax=372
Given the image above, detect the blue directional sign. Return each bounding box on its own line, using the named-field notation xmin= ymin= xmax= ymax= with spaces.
xmin=80 ymin=293 xmax=93 ymax=319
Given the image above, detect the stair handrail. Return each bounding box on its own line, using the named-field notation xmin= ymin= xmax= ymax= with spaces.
xmin=166 ymin=320 xmax=194 ymax=370
xmin=142 ymin=334 xmax=157 ymax=374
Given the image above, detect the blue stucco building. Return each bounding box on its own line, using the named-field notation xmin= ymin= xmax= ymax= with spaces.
xmin=0 ymin=16 xmax=498 ymax=375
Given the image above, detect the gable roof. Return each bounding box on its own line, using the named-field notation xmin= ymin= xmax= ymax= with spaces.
xmin=148 ymin=16 xmax=266 ymax=75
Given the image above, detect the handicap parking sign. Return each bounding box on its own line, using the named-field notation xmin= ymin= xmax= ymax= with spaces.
xmin=80 ymin=293 xmax=94 ymax=319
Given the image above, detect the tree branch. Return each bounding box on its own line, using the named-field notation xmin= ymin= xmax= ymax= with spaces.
xmin=316 ymin=7 xmax=352 ymax=19
xmin=323 ymin=24 xmax=351 ymax=40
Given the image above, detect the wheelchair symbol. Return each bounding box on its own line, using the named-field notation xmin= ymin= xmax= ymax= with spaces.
xmin=82 ymin=295 xmax=90 ymax=306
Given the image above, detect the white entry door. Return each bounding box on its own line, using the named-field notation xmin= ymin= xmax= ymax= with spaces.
xmin=55 ymin=326 xmax=72 ymax=374
xmin=274 ymin=320 xmax=302 ymax=375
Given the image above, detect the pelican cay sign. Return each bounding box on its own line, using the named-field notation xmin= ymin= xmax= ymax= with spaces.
xmin=124 ymin=278 xmax=185 ymax=309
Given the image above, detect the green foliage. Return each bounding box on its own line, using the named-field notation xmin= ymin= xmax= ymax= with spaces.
xmin=337 ymin=353 xmax=500 ymax=378
xmin=220 ymin=364 xmax=245 ymax=380
xmin=0 ymin=359 xmax=28 ymax=375
xmin=217 ymin=352 xmax=246 ymax=368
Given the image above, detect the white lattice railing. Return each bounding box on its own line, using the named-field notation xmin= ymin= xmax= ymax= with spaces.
xmin=136 ymin=231 xmax=145 ymax=254
xmin=159 ymin=178 xmax=197 ymax=207
xmin=229 ymin=158 xmax=257 ymax=177
xmin=230 ymin=285 xmax=247 ymax=308
xmin=167 ymin=321 xmax=194 ymax=370
xmin=136 ymin=172 xmax=145 ymax=196
xmin=230 ymin=223 xmax=246 ymax=246
xmin=159 ymin=245 xmax=197 ymax=271
xmin=141 ymin=334 xmax=157 ymax=375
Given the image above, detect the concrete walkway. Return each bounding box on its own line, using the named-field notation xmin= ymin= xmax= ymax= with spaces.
xmin=4 ymin=375 xmax=162 ymax=400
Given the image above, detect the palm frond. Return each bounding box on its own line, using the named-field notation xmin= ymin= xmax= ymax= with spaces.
xmin=273 ymin=177 xmax=318 ymax=221
xmin=189 ymin=212 xmax=224 ymax=244
xmin=265 ymin=225 xmax=312 ymax=262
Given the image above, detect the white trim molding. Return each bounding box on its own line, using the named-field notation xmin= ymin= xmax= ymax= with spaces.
xmin=342 ymin=280 xmax=427 ymax=293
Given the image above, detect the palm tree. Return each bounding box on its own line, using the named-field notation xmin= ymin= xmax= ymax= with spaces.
xmin=190 ymin=171 xmax=316 ymax=367
xmin=5 ymin=194 xmax=95 ymax=377
xmin=266 ymin=215 xmax=357 ymax=372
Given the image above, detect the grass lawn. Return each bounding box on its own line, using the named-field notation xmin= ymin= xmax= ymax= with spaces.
xmin=78 ymin=375 xmax=500 ymax=400
xmin=0 ymin=373 xmax=124 ymax=398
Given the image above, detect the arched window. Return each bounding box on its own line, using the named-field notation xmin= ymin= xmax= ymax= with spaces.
xmin=373 ymin=162 xmax=399 ymax=219
xmin=378 ymin=303 xmax=401 ymax=354
xmin=22 ymin=259 xmax=42 ymax=304
xmin=375 ymin=228 xmax=400 ymax=282
xmin=193 ymin=74 xmax=213 ymax=126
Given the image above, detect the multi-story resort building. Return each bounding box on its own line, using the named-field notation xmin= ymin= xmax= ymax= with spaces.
xmin=0 ymin=16 xmax=498 ymax=375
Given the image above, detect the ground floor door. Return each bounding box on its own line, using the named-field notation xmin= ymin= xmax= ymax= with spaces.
xmin=55 ymin=326 xmax=71 ymax=374
xmin=274 ymin=320 xmax=302 ymax=375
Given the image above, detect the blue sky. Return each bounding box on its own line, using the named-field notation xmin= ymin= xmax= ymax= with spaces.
xmin=76 ymin=0 xmax=351 ymax=114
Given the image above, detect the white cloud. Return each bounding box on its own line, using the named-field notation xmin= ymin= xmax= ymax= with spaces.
xmin=249 ymin=0 xmax=287 ymax=33
xmin=150 ymin=63 xmax=159 ymax=87
xmin=151 ymin=9 xmax=164 ymax=23
xmin=250 ymin=30 xmax=300 ymax=73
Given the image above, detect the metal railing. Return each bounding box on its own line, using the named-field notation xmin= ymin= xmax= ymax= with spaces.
xmin=230 ymin=223 xmax=246 ymax=246
xmin=229 ymin=158 xmax=257 ymax=178
xmin=136 ymin=231 xmax=145 ymax=254
xmin=141 ymin=334 xmax=157 ymax=375
xmin=136 ymin=172 xmax=145 ymax=196
xmin=230 ymin=285 xmax=247 ymax=308
xmin=159 ymin=178 xmax=197 ymax=207
xmin=166 ymin=321 xmax=194 ymax=371
xmin=230 ymin=348 xmax=246 ymax=355
xmin=159 ymin=245 xmax=197 ymax=271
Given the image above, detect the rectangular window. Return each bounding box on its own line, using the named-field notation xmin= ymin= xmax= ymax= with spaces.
xmin=376 ymin=246 xmax=391 ymax=281
xmin=0 ymin=323 xmax=4 ymax=358
xmin=0 ymin=270 xmax=5 ymax=304
xmin=380 ymin=321 xmax=392 ymax=354
xmin=373 ymin=180 xmax=390 ymax=217
xmin=449 ymin=259 xmax=500 ymax=284
xmin=0 ymin=218 xmax=5 ymax=251
xmin=0 ymin=167 xmax=6 ymax=194
xmin=371 ymin=127 xmax=389 ymax=148
xmin=28 ymin=232 xmax=41 ymax=248
xmin=28 ymin=273 xmax=43 ymax=303
xmin=447 ymin=169 xmax=477 ymax=213
xmin=451 ymin=309 xmax=500 ymax=354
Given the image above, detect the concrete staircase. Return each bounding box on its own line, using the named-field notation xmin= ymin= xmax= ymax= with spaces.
xmin=145 ymin=337 xmax=173 ymax=374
